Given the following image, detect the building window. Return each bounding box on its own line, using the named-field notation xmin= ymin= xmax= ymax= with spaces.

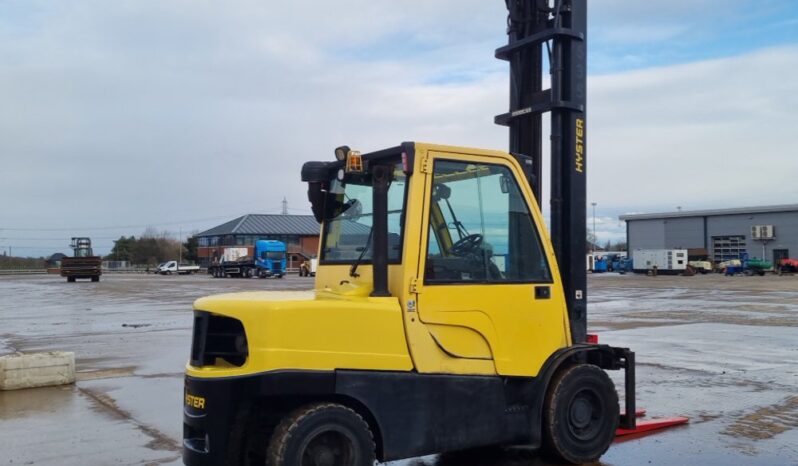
xmin=712 ymin=236 xmax=746 ymax=262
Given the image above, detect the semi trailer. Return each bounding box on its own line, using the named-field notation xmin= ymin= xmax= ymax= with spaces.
xmin=208 ymin=240 xmax=287 ymax=278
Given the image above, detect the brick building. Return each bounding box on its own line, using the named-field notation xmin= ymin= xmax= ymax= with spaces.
xmin=196 ymin=214 xmax=320 ymax=269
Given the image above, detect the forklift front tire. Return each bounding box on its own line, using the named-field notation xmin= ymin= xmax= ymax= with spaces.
xmin=543 ymin=364 xmax=619 ymax=464
xmin=266 ymin=403 xmax=375 ymax=466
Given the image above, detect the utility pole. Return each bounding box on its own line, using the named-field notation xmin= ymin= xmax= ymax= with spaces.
xmin=179 ymin=227 xmax=183 ymax=264
xmin=591 ymin=202 xmax=597 ymax=253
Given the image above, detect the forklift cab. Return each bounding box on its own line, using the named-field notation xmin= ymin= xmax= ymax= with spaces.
xmin=302 ymin=142 xmax=571 ymax=377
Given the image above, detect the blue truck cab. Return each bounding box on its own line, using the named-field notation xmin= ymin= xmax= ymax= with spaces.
xmin=254 ymin=240 xmax=287 ymax=278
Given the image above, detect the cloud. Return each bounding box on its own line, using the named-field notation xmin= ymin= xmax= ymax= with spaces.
xmin=0 ymin=1 xmax=796 ymax=255
xmin=589 ymin=0 xmax=798 ymax=71
xmin=588 ymin=45 xmax=798 ymax=213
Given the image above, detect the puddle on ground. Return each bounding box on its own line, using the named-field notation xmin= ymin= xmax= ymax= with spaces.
xmin=722 ymin=395 xmax=798 ymax=441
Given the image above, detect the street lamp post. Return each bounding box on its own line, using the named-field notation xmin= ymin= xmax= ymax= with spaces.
xmin=591 ymin=202 xmax=597 ymax=253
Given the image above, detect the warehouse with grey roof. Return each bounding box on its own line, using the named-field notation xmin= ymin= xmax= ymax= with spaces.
xmin=620 ymin=204 xmax=798 ymax=264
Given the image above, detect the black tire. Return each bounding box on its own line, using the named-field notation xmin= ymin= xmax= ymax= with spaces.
xmin=266 ymin=403 xmax=375 ymax=466
xmin=67 ymin=277 xmax=76 ymax=283
xmin=91 ymin=276 xmax=100 ymax=282
xmin=543 ymin=364 xmax=619 ymax=464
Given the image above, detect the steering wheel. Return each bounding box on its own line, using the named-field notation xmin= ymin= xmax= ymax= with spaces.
xmin=450 ymin=234 xmax=483 ymax=256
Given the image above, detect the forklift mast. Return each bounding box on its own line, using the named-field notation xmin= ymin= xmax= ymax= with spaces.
xmin=496 ymin=0 xmax=587 ymax=343
xmin=70 ymin=237 xmax=94 ymax=258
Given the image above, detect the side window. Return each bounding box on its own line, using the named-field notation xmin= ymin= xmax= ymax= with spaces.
xmin=425 ymin=160 xmax=551 ymax=284
xmin=321 ymin=163 xmax=406 ymax=262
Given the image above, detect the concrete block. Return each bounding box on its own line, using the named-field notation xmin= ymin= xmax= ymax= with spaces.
xmin=0 ymin=352 xmax=75 ymax=390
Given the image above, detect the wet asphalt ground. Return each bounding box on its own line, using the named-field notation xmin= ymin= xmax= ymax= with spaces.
xmin=1 ymin=273 xmax=797 ymax=466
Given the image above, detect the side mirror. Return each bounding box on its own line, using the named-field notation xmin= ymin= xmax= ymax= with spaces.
xmin=432 ymin=183 xmax=451 ymax=201
xmin=341 ymin=199 xmax=363 ymax=219
xmin=302 ymin=161 xmax=336 ymax=223
xmin=500 ymin=175 xmax=510 ymax=194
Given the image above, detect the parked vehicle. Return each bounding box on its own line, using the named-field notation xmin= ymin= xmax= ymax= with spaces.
xmin=254 ymin=240 xmax=287 ymax=278
xmin=157 ymin=261 xmax=200 ymax=275
xmin=613 ymin=257 xmax=634 ymax=274
xmin=777 ymin=258 xmax=798 ymax=275
xmin=592 ymin=255 xmax=609 ymax=273
xmin=604 ymin=252 xmax=628 ymax=272
xmin=208 ymin=241 xmax=287 ymax=278
xmin=632 ymin=249 xmax=688 ymax=275
xmin=688 ymin=260 xmax=713 ymax=274
xmin=61 ymin=237 xmax=102 ymax=283
xmin=724 ymin=253 xmax=771 ymax=276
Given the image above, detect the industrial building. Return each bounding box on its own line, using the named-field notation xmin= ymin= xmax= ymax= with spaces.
xmin=620 ymin=204 xmax=798 ymax=264
xmin=196 ymin=214 xmax=320 ymax=268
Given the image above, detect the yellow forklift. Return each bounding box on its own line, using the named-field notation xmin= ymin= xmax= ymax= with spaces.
xmin=182 ymin=1 xmax=674 ymax=465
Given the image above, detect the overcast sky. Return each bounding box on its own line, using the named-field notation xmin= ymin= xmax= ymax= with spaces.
xmin=2 ymin=0 xmax=797 ymax=257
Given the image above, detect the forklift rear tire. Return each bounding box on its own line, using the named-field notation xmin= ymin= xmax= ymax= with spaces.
xmin=266 ymin=403 xmax=375 ymax=466
xmin=543 ymin=364 xmax=619 ymax=464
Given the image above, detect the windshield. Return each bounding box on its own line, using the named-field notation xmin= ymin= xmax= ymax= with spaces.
xmin=261 ymin=251 xmax=285 ymax=260
xmin=321 ymin=161 xmax=406 ymax=263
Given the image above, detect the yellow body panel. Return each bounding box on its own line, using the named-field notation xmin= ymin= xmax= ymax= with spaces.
xmin=187 ymin=287 xmax=412 ymax=378
xmin=188 ymin=142 xmax=571 ymax=379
